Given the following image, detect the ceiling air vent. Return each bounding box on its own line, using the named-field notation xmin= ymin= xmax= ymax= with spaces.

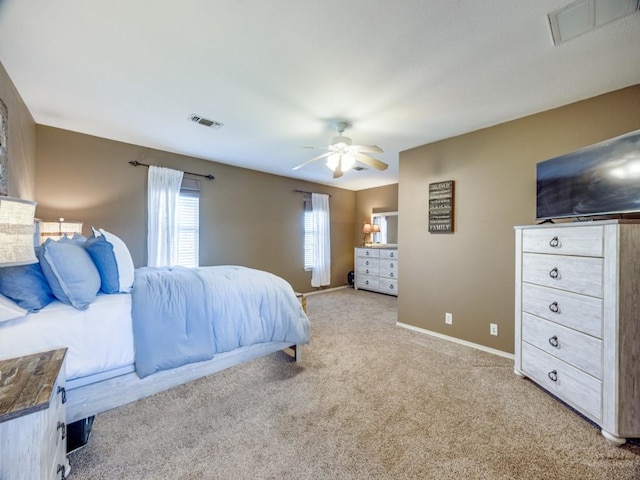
xmin=189 ymin=114 xmax=224 ymax=129
xmin=353 ymin=166 xmax=367 ymax=171
xmin=548 ymin=0 xmax=640 ymax=45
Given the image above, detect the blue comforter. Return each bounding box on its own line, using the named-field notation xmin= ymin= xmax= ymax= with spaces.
xmin=131 ymin=266 xmax=310 ymax=378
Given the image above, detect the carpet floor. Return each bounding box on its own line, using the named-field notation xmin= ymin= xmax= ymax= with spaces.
xmin=69 ymin=288 xmax=640 ymax=479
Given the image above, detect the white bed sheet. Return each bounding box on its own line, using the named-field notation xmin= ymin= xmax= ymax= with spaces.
xmin=0 ymin=293 xmax=134 ymax=381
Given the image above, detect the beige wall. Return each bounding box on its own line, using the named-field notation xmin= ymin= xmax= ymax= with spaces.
xmin=35 ymin=126 xmax=356 ymax=293
xmin=399 ymin=84 xmax=640 ymax=354
xmin=0 ymin=61 xmax=36 ymax=199
xmin=354 ymin=183 xmax=398 ymax=246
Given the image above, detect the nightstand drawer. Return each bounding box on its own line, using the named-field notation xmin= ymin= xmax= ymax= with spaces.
xmin=522 ymin=226 xmax=603 ymax=257
xmin=522 ymin=283 xmax=602 ymax=338
xmin=522 ymin=253 xmax=603 ymax=297
xmin=522 ymin=313 xmax=602 ymax=379
xmin=379 ymin=266 xmax=397 ymax=279
xmin=522 ymin=342 xmax=601 ymax=421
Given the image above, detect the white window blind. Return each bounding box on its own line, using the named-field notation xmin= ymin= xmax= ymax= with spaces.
xmin=177 ymin=191 xmax=199 ymax=268
xmin=303 ymin=198 xmax=314 ymax=271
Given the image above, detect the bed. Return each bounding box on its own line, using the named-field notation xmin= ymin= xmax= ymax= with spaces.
xmin=0 ymin=232 xmax=310 ymax=427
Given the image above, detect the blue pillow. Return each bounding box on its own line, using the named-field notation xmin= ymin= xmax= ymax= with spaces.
xmin=84 ymin=228 xmax=134 ymax=294
xmin=39 ymin=239 xmax=101 ymax=310
xmin=0 ymin=261 xmax=56 ymax=312
xmin=58 ymin=233 xmax=87 ymax=245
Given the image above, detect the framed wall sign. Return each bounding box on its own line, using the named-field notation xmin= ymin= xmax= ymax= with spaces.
xmin=428 ymin=180 xmax=454 ymax=233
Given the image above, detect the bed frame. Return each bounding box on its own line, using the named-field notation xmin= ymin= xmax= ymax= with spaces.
xmin=65 ymin=342 xmax=302 ymax=423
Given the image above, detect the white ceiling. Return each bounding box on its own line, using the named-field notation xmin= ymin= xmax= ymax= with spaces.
xmin=0 ymin=1 xmax=639 ymax=191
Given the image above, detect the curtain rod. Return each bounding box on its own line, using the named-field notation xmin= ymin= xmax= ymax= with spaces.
xmin=293 ymin=189 xmax=332 ymax=198
xmin=129 ymin=160 xmax=215 ymax=180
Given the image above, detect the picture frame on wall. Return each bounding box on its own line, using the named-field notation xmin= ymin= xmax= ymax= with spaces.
xmin=428 ymin=180 xmax=454 ymax=233
xmin=0 ymin=98 xmax=7 ymax=196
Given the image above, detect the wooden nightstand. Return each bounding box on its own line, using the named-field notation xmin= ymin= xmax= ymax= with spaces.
xmin=0 ymin=349 xmax=70 ymax=479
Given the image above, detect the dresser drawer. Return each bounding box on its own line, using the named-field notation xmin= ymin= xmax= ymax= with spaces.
xmin=378 ymin=278 xmax=398 ymax=295
xmin=379 ymin=266 xmax=398 ymax=279
xmin=522 ymin=226 xmax=603 ymax=257
xmin=522 ymin=283 xmax=602 ymax=338
xmin=522 ymin=253 xmax=603 ymax=297
xmin=379 ymin=259 xmax=397 ymax=271
xmin=522 ymin=313 xmax=602 ymax=379
xmin=357 ymin=263 xmax=379 ymax=276
xmin=357 ymin=275 xmax=379 ymax=290
xmin=379 ymin=249 xmax=398 ymax=260
xmin=357 ymin=248 xmax=380 ymax=258
xmin=356 ymin=257 xmax=379 ymax=269
xmin=522 ymin=342 xmax=602 ymax=421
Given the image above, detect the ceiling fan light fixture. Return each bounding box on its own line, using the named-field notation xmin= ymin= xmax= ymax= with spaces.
xmin=331 ymin=135 xmax=352 ymax=147
xmin=327 ymin=153 xmax=356 ymax=172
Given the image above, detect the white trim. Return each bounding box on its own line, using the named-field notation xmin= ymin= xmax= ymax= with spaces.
xmin=303 ymin=285 xmax=348 ymax=296
xmin=396 ymin=322 xmax=514 ymax=360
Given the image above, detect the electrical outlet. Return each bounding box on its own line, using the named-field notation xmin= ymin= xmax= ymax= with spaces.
xmin=490 ymin=323 xmax=498 ymax=336
xmin=445 ymin=312 xmax=453 ymax=325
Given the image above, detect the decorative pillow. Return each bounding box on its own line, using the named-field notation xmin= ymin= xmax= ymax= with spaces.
xmin=84 ymin=228 xmax=134 ymax=294
xmin=39 ymin=239 xmax=101 ymax=310
xmin=58 ymin=233 xmax=87 ymax=245
xmin=0 ymin=293 xmax=28 ymax=323
xmin=0 ymin=261 xmax=56 ymax=312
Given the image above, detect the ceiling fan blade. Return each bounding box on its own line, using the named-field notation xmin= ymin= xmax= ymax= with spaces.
xmin=352 ymin=145 xmax=383 ymax=154
xmin=355 ymin=152 xmax=388 ymax=171
xmin=333 ymin=163 xmax=343 ymax=179
xmin=292 ymin=152 xmax=332 ymax=171
xmin=303 ymin=146 xmax=330 ymax=150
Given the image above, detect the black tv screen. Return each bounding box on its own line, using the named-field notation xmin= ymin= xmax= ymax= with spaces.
xmin=536 ymin=129 xmax=640 ymax=220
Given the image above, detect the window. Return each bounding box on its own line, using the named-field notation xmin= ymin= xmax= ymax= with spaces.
xmin=177 ymin=189 xmax=200 ymax=268
xmin=303 ymin=198 xmax=314 ymax=271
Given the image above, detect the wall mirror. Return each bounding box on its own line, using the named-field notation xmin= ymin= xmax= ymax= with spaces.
xmin=371 ymin=211 xmax=398 ymax=246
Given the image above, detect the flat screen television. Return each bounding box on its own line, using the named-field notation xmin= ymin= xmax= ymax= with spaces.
xmin=536 ymin=129 xmax=640 ymax=221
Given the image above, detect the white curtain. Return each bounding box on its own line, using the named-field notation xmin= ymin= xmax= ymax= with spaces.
xmin=147 ymin=165 xmax=184 ymax=267
xmin=311 ymin=193 xmax=331 ymax=287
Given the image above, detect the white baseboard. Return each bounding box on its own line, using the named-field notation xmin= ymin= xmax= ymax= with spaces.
xmin=302 ymin=285 xmax=349 ymax=296
xmin=396 ymin=322 xmax=514 ymax=360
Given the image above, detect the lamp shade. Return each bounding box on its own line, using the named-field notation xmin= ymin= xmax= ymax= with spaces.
xmin=362 ymin=223 xmax=373 ymax=234
xmin=0 ymin=197 xmax=37 ymax=267
xmin=372 ymin=224 xmax=381 ymax=233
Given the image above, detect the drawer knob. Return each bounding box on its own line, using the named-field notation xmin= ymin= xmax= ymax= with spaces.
xmin=366 ymin=251 xmax=370 ymax=256
xmin=365 ymin=269 xmax=370 ymax=274
xmin=390 ymin=284 xmax=394 ymax=289
xmin=390 ymin=253 xmax=395 ymax=257
xmin=549 ymin=236 xmax=560 ymax=248
xmin=365 ymin=260 xmax=370 ymax=266
xmin=390 ymin=263 xmax=394 ymax=268
xmin=390 ymin=272 xmax=394 ymax=277
xmin=549 ymin=268 xmax=559 ymax=279
xmin=548 ymin=370 xmax=558 ymax=382
xmin=57 ymin=421 xmax=66 ymax=440
xmin=548 ymin=302 xmax=560 ymax=313
xmin=548 ymin=335 xmax=559 ymax=348
xmin=365 ymin=280 xmax=369 ymax=285
xmin=57 ymin=386 xmax=66 ymax=404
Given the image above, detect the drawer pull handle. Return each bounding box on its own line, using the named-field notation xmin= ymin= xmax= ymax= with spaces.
xmin=365 ymin=269 xmax=370 ymax=274
xmin=366 ymin=251 xmax=370 ymax=256
xmin=57 ymin=386 xmax=66 ymax=404
xmin=549 ymin=236 xmax=560 ymax=248
xmin=548 ymin=335 xmax=559 ymax=348
xmin=549 ymin=302 xmax=560 ymax=313
xmin=390 ymin=284 xmax=394 ymax=289
xmin=390 ymin=272 xmax=394 ymax=277
xmin=57 ymin=421 xmax=66 ymax=440
xmin=365 ymin=261 xmax=370 ymax=266
xmin=365 ymin=280 xmax=369 ymax=285
xmin=57 ymin=464 xmax=67 ymax=480
xmin=549 ymin=268 xmax=559 ymax=279
xmin=548 ymin=370 xmax=558 ymax=382
xmin=390 ymin=253 xmax=394 ymax=257
xmin=390 ymin=263 xmax=394 ymax=268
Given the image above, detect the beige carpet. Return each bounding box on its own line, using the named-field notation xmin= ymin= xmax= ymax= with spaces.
xmin=69 ymin=288 xmax=640 ymax=479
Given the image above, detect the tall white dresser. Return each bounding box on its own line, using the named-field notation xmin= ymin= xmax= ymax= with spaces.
xmin=354 ymin=247 xmax=398 ymax=296
xmin=514 ymin=220 xmax=640 ymax=445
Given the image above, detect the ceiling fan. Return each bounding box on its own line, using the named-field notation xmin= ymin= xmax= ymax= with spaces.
xmin=293 ymin=122 xmax=388 ymax=179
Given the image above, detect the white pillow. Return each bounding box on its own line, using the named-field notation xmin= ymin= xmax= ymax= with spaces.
xmin=0 ymin=293 xmax=28 ymax=323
